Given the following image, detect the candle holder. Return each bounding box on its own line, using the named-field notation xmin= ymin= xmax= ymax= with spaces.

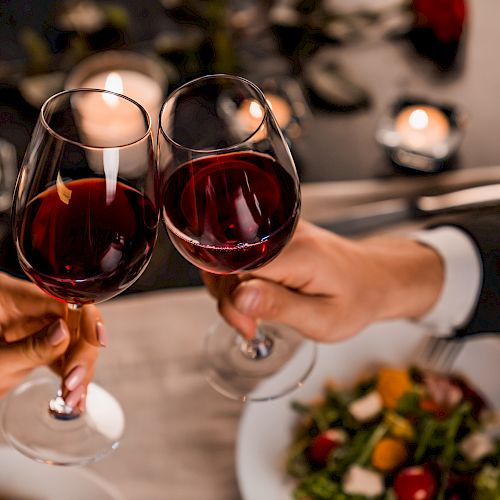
xmin=376 ymin=96 xmax=466 ymax=173
xmin=65 ymin=50 xmax=168 ymax=127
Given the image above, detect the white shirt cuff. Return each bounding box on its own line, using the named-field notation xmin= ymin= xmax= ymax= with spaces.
xmin=411 ymin=226 xmax=482 ymax=336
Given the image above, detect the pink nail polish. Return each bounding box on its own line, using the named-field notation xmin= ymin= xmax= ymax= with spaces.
xmin=96 ymin=321 xmax=108 ymax=347
xmin=64 ymin=365 xmax=87 ymax=391
xmin=65 ymin=385 xmax=85 ymax=409
xmin=47 ymin=319 xmax=68 ymax=346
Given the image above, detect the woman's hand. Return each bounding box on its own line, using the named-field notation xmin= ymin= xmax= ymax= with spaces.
xmin=203 ymin=220 xmax=444 ymax=343
xmin=0 ymin=273 xmax=106 ymax=409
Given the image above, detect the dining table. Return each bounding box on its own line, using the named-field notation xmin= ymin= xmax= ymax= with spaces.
xmin=1 ymin=1 xmax=500 ymax=498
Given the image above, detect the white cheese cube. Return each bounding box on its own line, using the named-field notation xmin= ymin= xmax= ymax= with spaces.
xmin=348 ymin=391 xmax=383 ymax=422
xmin=459 ymin=432 xmax=495 ymax=462
xmin=343 ymin=465 xmax=384 ymax=497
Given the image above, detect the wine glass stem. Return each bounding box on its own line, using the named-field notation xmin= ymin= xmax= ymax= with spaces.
xmin=239 ymin=325 xmax=274 ymax=360
xmin=48 ymin=303 xmax=82 ymax=420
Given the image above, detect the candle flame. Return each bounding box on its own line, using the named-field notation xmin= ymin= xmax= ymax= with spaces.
xmin=102 ymin=72 xmax=124 ymax=107
xmin=249 ymin=100 xmax=264 ymax=120
xmin=408 ymin=109 xmax=429 ymax=130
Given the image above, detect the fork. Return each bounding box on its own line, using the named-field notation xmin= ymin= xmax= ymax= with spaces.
xmin=416 ymin=333 xmax=465 ymax=373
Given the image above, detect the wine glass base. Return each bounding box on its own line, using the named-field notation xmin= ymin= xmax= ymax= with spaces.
xmin=1 ymin=377 xmax=124 ymax=466
xmin=204 ymin=320 xmax=317 ymax=402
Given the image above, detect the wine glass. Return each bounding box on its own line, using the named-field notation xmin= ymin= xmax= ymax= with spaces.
xmin=4 ymin=89 xmax=159 ymax=465
xmin=158 ymin=74 xmax=316 ymax=401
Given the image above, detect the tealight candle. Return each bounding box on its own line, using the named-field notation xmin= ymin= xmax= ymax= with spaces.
xmin=394 ymin=105 xmax=450 ymax=151
xmin=236 ymin=93 xmax=293 ymax=140
xmin=376 ymin=97 xmax=464 ymax=172
xmin=65 ymin=51 xmax=167 ymax=135
xmin=81 ymin=69 xmax=163 ymax=129
xmin=72 ymin=85 xmax=151 ymax=179
xmin=74 ymin=75 xmax=148 ymax=146
xmin=65 ymin=51 xmax=167 ymax=176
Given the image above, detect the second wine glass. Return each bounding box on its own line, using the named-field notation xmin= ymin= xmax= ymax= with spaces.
xmin=158 ymin=74 xmax=316 ymax=401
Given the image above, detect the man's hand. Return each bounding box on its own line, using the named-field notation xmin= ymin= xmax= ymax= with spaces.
xmin=203 ymin=220 xmax=444 ymax=343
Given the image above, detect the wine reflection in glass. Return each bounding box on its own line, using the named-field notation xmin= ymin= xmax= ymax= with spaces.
xmin=4 ymin=89 xmax=159 ymax=465
xmin=158 ymin=74 xmax=316 ymax=401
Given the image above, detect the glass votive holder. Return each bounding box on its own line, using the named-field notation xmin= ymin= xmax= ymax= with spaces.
xmin=376 ymin=96 xmax=466 ymax=173
xmin=65 ymin=50 xmax=169 ymax=132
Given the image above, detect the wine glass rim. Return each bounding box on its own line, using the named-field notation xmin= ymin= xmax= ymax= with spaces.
xmin=159 ymin=73 xmax=271 ymax=154
xmin=40 ymin=88 xmax=153 ymax=150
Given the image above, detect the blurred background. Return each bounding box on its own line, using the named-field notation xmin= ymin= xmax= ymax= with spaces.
xmin=0 ymin=0 xmax=498 ymax=292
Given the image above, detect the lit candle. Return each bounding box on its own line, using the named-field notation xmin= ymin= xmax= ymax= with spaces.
xmin=76 ymin=72 xmax=149 ymax=146
xmin=81 ymin=69 xmax=163 ymax=133
xmin=65 ymin=51 xmax=167 ymax=138
xmin=74 ymin=73 xmax=151 ymax=180
xmin=236 ymin=93 xmax=293 ymax=139
xmin=237 ymin=98 xmax=265 ymax=137
xmin=265 ymin=93 xmax=293 ymax=129
xmin=395 ymin=105 xmax=450 ymax=151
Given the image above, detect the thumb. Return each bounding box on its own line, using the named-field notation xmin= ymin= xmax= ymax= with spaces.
xmin=1 ymin=319 xmax=70 ymax=370
xmin=231 ymin=279 xmax=332 ymax=341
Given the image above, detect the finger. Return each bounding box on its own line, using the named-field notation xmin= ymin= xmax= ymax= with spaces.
xmin=231 ymin=279 xmax=335 ymax=341
xmin=243 ymin=221 xmax=327 ymax=290
xmin=2 ymin=314 xmax=62 ymax=343
xmin=76 ymin=305 xmax=106 ymax=348
xmin=58 ymin=307 xmax=100 ymax=406
xmin=0 ymin=319 xmax=70 ymax=371
xmin=218 ymin=295 xmax=258 ymax=340
xmin=201 ymin=272 xmax=257 ymax=339
xmin=199 ymin=221 xmax=317 ymax=298
xmin=0 ymin=274 xmax=65 ymax=330
xmin=58 ymin=341 xmax=97 ymax=409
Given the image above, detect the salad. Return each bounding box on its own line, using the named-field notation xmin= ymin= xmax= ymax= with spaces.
xmin=286 ymin=366 xmax=500 ymax=499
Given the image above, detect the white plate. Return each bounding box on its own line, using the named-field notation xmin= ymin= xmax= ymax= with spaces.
xmin=0 ymin=445 xmax=124 ymax=500
xmin=236 ymin=320 xmax=500 ymax=500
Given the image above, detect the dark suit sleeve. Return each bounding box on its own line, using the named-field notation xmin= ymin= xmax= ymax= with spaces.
xmin=429 ymin=209 xmax=500 ymax=336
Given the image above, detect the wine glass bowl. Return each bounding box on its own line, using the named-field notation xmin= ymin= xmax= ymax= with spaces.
xmin=158 ymin=74 xmax=316 ymax=401
xmin=5 ymin=89 xmax=159 ymax=465
xmin=159 ymin=75 xmax=300 ymax=275
xmin=14 ymin=90 xmax=158 ymax=304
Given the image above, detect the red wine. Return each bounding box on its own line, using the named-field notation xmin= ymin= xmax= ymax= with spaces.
xmin=163 ymin=151 xmax=299 ymax=274
xmin=18 ymin=178 xmax=158 ymax=304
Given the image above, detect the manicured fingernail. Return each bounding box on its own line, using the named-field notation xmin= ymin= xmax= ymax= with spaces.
xmin=96 ymin=321 xmax=107 ymax=347
xmin=234 ymin=285 xmax=260 ymax=314
xmin=78 ymin=392 xmax=87 ymax=412
xmin=47 ymin=319 xmax=68 ymax=346
xmin=64 ymin=365 xmax=87 ymax=391
xmin=65 ymin=385 xmax=85 ymax=409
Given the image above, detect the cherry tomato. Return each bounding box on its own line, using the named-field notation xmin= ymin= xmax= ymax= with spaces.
xmin=394 ymin=466 xmax=437 ymax=500
xmin=308 ymin=429 xmax=344 ymax=465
